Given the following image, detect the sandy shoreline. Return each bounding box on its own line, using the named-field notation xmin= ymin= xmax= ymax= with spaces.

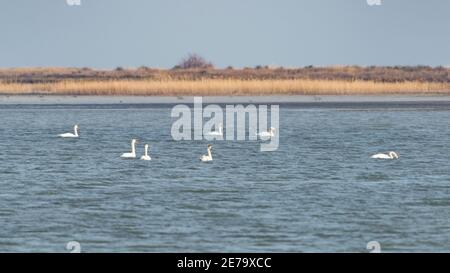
xmin=1 ymin=95 xmax=450 ymax=105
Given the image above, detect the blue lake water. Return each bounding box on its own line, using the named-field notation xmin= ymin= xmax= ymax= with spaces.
xmin=0 ymin=101 xmax=449 ymax=252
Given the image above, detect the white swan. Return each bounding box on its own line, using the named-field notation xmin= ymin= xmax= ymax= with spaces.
xmin=257 ymin=127 xmax=276 ymax=138
xmin=58 ymin=124 xmax=79 ymax=138
xmin=140 ymin=144 xmax=152 ymax=161
xmin=200 ymin=144 xmax=213 ymax=162
xmin=207 ymin=123 xmax=223 ymax=136
xmin=121 ymin=139 xmax=138 ymax=159
xmin=371 ymin=151 xmax=399 ymax=160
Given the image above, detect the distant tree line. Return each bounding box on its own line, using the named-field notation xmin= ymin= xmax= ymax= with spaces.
xmin=0 ymin=55 xmax=448 ymax=83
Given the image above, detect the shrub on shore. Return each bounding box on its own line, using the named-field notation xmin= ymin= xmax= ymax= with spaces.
xmin=173 ymin=54 xmax=214 ymax=70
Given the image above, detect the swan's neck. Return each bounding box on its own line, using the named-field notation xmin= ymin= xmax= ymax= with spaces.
xmin=131 ymin=142 xmax=136 ymax=155
xmin=207 ymin=149 xmax=212 ymax=158
xmin=219 ymin=126 xmax=223 ymax=134
xmin=144 ymin=146 xmax=148 ymax=156
xmin=74 ymin=127 xmax=78 ymax=136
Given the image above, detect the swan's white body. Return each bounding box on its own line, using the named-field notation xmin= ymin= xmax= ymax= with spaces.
xmin=121 ymin=139 xmax=138 ymax=159
xmin=140 ymin=144 xmax=151 ymax=161
xmin=371 ymin=151 xmax=399 ymax=160
xmin=59 ymin=125 xmax=79 ymax=138
xmin=200 ymin=145 xmax=213 ymax=162
xmin=257 ymin=127 xmax=276 ymax=138
xmin=207 ymin=123 xmax=223 ymax=136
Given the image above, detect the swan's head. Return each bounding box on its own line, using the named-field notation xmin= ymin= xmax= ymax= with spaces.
xmin=269 ymin=127 xmax=276 ymax=133
xmin=132 ymin=139 xmax=138 ymax=144
xmin=74 ymin=124 xmax=79 ymax=130
xmin=389 ymin=151 xmax=399 ymax=159
xmin=207 ymin=144 xmax=212 ymax=150
xmin=144 ymin=144 xmax=149 ymax=150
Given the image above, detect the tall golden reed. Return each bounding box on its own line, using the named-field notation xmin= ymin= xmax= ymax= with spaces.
xmin=0 ymin=79 xmax=449 ymax=96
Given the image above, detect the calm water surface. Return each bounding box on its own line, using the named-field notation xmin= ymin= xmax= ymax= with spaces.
xmin=0 ymin=101 xmax=449 ymax=252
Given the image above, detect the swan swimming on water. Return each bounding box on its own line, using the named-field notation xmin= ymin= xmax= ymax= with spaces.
xmin=140 ymin=144 xmax=152 ymax=161
xmin=58 ymin=125 xmax=79 ymax=138
xmin=200 ymin=144 xmax=213 ymax=162
xmin=371 ymin=151 xmax=399 ymax=160
xmin=121 ymin=139 xmax=138 ymax=159
xmin=257 ymin=127 xmax=276 ymax=138
xmin=207 ymin=123 xmax=223 ymax=136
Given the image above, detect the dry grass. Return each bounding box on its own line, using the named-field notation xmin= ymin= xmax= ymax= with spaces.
xmin=1 ymin=79 xmax=449 ymax=96
xmin=1 ymin=66 xmax=449 ymax=96
xmin=2 ymin=66 xmax=450 ymax=82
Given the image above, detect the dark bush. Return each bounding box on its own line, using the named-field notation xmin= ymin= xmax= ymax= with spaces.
xmin=174 ymin=54 xmax=213 ymax=70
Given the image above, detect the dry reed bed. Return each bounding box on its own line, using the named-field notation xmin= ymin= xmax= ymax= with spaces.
xmin=1 ymin=79 xmax=450 ymax=96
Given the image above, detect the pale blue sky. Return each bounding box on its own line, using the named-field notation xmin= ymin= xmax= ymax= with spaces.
xmin=0 ymin=0 xmax=449 ymax=68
